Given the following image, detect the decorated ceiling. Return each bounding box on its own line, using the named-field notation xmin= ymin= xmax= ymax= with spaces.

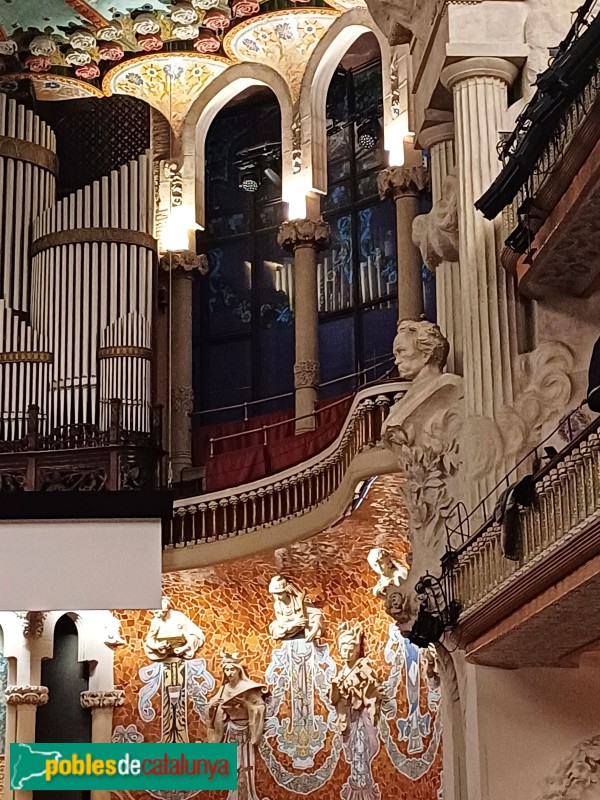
xmin=0 ymin=0 xmax=350 ymax=103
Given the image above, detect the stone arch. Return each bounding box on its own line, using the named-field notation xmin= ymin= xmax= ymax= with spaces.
xmin=182 ymin=64 xmax=294 ymax=229
xmin=300 ymin=8 xmax=392 ymax=196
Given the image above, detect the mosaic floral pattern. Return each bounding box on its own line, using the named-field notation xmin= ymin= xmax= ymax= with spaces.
xmin=110 ymin=474 xmax=442 ymax=800
xmin=104 ymin=54 xmax=230 ymax=136
xmin=223 ymin=10 xmax=339 ymax=101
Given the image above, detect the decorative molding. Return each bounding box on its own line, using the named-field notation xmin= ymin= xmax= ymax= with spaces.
xmin=441 ymin=57 xmax=520 ymax=90
xmin=80 ymin=690 xmax=125 ymax=709
xmin=0 ymin=351 xmax=53 ymax=364
xmin=0 ymin=135 xmax=58 ymax=174
xmin=15 ymin=611 xmax=48 ymax=639
xmin=294 ymin=359 xmax=320 ymax=390
xmin=377 ymin=166 xmax=430 ymax=201
xmin=159 ymin=250 xmax=208 ymax=275
xmin=32 ymin=227 xmax=157 ymax=256
xmin=98 ymin=346 xmax=153 ymax=360
xmin=278 ymin=219 xmax=330 ymax=253
xmin=6 ymin=685 xmax=49 ymax=706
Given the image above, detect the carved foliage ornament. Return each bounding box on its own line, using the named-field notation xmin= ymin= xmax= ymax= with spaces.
xmin=80 ymin=690 xmax=125 ymax=709
xmin=172 ymin=385 xmax=194 ymax=414
xmin=278 ymin=219 xmax=331 ymax=253
xmin=160 ymin=251 xmax=208 ymax=275
xmin=294 ymin=360 xmax=319 ymax=390
xmin=377 ymin=165 xmax=430 ymax=201
xmin=536 ymin=733 xmax=600 ymax=800
xmin=15 ymin=610 xmax=48 ymax=639
xmin=7 ymin=685 xmax=49 ymax=706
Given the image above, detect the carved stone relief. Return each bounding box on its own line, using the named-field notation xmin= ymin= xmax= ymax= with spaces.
xmin=412 ymin=171 xmax=459 ymax=269
xmin=6 ymin=685 xmax=49 ymax=706
xmin=268 ymin=575 xmax=324 ymax=643
xmin=81 ymin=690 xmax=125 ymax=709
xmin=144 ymin=597 xmax=205 ymax=662
xmin=16 ymin=611 xmax=48 ymax=639
xmin=535 ymin=733 xmax=600 ymax=800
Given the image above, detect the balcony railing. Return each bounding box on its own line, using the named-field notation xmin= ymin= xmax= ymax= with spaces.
xmin=166 ymin=382 xmax=406 ymax=548
xmin=449 ymin=415 xmax=600 ymax=620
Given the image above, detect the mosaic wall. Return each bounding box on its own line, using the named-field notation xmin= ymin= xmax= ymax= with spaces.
xmin=111 ymin=474 xmax=442 ymax=800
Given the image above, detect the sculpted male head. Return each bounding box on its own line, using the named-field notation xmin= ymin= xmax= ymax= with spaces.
xmin=393 ymin=319 xmax=449 ymax=380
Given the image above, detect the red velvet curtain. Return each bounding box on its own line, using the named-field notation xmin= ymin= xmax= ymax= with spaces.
xmin=195 ymin=396 xmax=353 ymax=492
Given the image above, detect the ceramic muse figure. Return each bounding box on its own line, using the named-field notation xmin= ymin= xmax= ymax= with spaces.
xmin=143 ymin=597 xmax=205 ymax=661
xmin=268 ymin=575 xmax=324 ymax=642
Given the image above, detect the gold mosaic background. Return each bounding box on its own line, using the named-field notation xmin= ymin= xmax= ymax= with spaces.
xmin=111 ymin=474 xmax=442 ymax=800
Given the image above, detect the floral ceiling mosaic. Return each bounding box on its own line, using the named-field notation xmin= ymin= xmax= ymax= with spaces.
xmin=0 ymin=0 xmax=344 ymax=105
xmin=106 ymin=474 xmax=443 ymax=800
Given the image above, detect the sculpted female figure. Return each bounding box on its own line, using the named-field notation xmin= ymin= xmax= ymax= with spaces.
xmin=207 ymin=652 xmax=267 ymax=746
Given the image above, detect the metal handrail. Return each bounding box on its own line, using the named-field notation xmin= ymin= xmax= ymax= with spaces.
xmin=191 ymin=354 xmax=394 ymax=420
xmin=447 ymin=401 xmax=596 ymax=557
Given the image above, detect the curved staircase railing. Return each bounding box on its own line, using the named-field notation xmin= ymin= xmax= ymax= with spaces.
xmin=166 ymin=380 xmax=408 ymax=551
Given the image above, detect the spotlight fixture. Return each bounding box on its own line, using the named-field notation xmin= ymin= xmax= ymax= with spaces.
xmin=357 ymin=119 xmax=380 ymax=150
xmin=406 ymin=571 xmax=461 ymax=648
xmin=239 ymin=162 xmax=260 ymax=193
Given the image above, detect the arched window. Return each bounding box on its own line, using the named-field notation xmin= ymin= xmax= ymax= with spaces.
xmin=317 ymin=34 xmax=399 ymax=397
xmin=195 ymin=87 xmax=292 ymax=419
xmin=34 ymin=615 xmax=91 ymax=800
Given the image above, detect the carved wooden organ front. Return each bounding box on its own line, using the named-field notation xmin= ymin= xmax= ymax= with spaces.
xmin=0 ymin=95 xmax=156 ymax=443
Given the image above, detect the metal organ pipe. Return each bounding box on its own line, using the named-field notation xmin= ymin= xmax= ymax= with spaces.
xmin=0 ymin=94 xmax=156 ymax=441
xmin=0 ymin=95 xmax=56 ymax=441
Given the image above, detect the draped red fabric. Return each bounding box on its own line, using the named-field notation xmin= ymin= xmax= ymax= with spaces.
xmin=198 ymin=395 xmax=353 ymax=492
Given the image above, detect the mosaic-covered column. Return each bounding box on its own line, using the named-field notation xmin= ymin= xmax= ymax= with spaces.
xmin=441 ymin=57 xmax=520 ymax=420
xmin=160 ymin=252 xmax=208 ymax=483
xmin=419 ymin=123 xmax=463 ymax=374
xmin=377 ymin=165 xmax=429 ymax=321
xmin=278 ymin=219 xmax=330 ymax=433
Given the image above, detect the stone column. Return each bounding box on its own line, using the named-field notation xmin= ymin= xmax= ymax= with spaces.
xmin=81 ymin=689 xmax=125 ymax=800
xmin=278 ymin=219 xmax=330 ymax=433
xmin=160 ymin=251 xmax=208 ymax=483
xmin=441 ymin=58 xmax=520 ymax=420
xmin=377 ymin=165 xmax=429 ymax=321
xmin=419 ymin=123 xmax=463 ymax=375
xmin=7 ymin=685 xmax=49 ymax=800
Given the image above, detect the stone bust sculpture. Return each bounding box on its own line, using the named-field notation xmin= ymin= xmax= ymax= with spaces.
xmin=207 ymin=652 xmax=267 ymax=746
xmin=268 ymin=575 xmax=324 ymax=643
xmin=143 ymin=597 xmax=205 ymax=661
xmin=393 ymin=318 xmax=449 ymax=381
xmin=330 ymin=623 xmax=383 ymax=734
xmin=367 ymin=547 xmax=408 ymax=598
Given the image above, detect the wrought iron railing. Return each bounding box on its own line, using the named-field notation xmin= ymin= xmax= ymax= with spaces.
xmin=166 ymin=382 xmax=406 ymax=548
xmin=447 ymin=413 xmax=600 ymax=616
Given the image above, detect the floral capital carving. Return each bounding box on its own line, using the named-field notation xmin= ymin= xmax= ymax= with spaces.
xmin=160 ymin=251 xmax=208 ymax=276
xmin=15 ymin=610 xmax=48 ymax=639
xmin=377 ymin=166 xmax=430 ymax=201
xmin=7 ymin=685 xmax=49 ymax=706
xmin=172 ymin=385 xmax=194 ymax=414
xmin=80 ymin=690 xmax=125 ymax=709
xmin=278 ymin=219 xmax=331 ymax=253
xmin=294 ymin=360 xmax=320 ymax=389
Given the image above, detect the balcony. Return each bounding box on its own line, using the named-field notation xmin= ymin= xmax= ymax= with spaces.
xmin=447 ymin=414 xmax=600 ymax=668
xmin=164 ymin=381 xmax=407 ymax=570
xmin=0 ymin=400 xmax=163 ymax=492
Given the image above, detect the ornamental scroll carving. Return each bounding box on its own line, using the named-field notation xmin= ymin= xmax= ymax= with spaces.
xmin=80 ymin=690 xmax=125 ymax=709
xmin=6 ymin=685 xmax=49 ymax=706
xmin=412 ymin=171 xmax=459 ymax=269
xmin=294 ymin=360 xmax=320 ymax=390
xmin=535 ymin=732 xmax=600 ymax=800
xmin=278 ymin=219 xmax=331 ymax=253
xmin=377 ymin=165 xmax=429 ymax=202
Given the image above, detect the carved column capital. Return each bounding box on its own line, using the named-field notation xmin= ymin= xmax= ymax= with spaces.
xmin=294 ymin=359 xmax=320 ymax=390
xmin=6 ymin=685 xmax=49 ymax=706
xmin=418 ymin=122 xmax=455 ymax=151
xmin=278 ymin=219 xmax=330 ymax=253
xmin=441 ymin=57 xmax=520 ymax=90
xmin=80 ymin=690 xmax=125 ymax=709
xmin=377 ymin=165 xmax=430 ymax=201
xmin=160 ymin=251 xmax=208 ymax=278
xmin=15 ymin=611 xmax=48 ymax=639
